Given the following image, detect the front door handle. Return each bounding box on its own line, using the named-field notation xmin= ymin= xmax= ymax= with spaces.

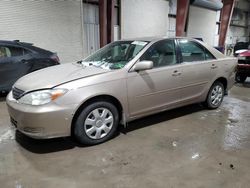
xmin=211 ymin=64 xmax=218 ymax=69
xmin=172 ymin=70 xmax=181 ymax=76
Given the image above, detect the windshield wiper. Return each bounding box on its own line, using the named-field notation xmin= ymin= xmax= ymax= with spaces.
xmin=76 ymin=60 xmax=82 ymax=64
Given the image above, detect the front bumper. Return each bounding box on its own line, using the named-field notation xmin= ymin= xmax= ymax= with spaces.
xmin=6 ymin=91 xmax=76 ymax=139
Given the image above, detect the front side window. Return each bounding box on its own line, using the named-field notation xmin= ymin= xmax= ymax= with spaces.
xmin=140 ymin=40 xmax=177 ymax=68
xmin=204 ymin=48 xmax=215 ymax=60
xmin=179 ymin=40 xmax=206 ymax=62
xmin=82 ymin=40 xmax=149 ymax=70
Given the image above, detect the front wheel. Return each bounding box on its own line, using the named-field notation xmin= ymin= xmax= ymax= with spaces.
xmin=205 ymin=82 xmax=224 ymax=109
xmin=74 ymin=101 xmax=119 ymax=145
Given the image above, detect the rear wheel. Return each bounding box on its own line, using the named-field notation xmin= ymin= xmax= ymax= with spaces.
xmin=74 ymin=101 xmax=119 ymax=145
xmin=205 ymin=82 xmax=224 ymax=109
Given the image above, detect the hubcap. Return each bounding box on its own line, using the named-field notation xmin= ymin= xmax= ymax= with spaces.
xmin=84 ymin=108 xmax=114 ymax=139
xmin=211 ymin=85 xmax=223 ymax=106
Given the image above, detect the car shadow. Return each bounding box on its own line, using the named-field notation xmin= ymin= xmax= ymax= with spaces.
xmin=235 ymin=82 xmax=250 ymax=88
xmin=0 ymin=97 xmax=5 ymax=102
xmin=120 ymin=103 xmax=205 ymax=133
xmin=15 ymin=103 xmax=205 ymax=154
xmin=242 ymin=81 xmax=250 ymax=88
xmin=0 ymin=94 xmax=7 ymax=101
xmin=15 ymin=131 xmax=82 ymax=153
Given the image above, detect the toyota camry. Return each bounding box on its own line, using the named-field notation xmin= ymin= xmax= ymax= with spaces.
xmin=7 ymin=37 xmax=237 ymax=145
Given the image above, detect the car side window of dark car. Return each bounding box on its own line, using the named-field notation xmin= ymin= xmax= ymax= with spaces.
xmin=0 ymin=46 xmax=30 ymax=59
xmin=179 ymin=40 xmax=206 ymax=62
xmin=8 ymin=46 xmax=29 ymax=57
xmin=140 ymin=40 xmax=177 ymax=68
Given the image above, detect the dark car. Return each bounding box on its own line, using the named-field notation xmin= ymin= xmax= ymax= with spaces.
xmin=234 ymin=42 xmax=249 ymax=56
xmin=0 ymin=40 xmax=60 ymax=93
xmin=235 ymin=50 xmax=250 ymax=83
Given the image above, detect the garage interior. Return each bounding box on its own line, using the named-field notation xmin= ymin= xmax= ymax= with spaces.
xmin=0 ymin=0 xmax=250 ymax=187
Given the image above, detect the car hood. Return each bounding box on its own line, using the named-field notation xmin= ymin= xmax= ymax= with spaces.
xmin=14 ymin=63 xmax=110 ymax=91
xmin=239 ymin=50 xmax=250 ymax=57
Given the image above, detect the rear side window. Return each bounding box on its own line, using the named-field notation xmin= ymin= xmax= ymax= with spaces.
xmin=179 ymin=40 xmax=206 ymax=62
xmin=8 ymin=46 xmax=30 ymax=56
xmin=0 ymin=46 xmax=30 ymax=58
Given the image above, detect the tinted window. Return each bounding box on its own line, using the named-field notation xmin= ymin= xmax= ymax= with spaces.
xmin=8 ymin=46 xmax=27 ymax=56
xmin=140 ymin=40 xmax=177 ymax=68
xmin=179 ymin=40 xmax=205 ymax=62
xmin=0 ymin=46 xmax=28 ymax=58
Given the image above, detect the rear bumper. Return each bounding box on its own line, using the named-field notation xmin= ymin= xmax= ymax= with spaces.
xmin=6 ymin=91 xmax=76 ymax=139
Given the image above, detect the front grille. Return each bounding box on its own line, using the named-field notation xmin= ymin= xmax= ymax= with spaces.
xmin=12 ymin=87 xmax=25 ymax=100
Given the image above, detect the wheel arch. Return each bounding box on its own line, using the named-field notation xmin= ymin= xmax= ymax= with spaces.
xmin=205 ymin=76 xmax=228 ymax=101
xmin=213 ymin=77 xmax=228 ymax=91
xmin=71 ymin=95 xmax=124 ymax=136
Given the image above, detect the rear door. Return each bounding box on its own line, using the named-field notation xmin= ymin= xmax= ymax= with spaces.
xmin=0 ymin=45 xmax=31 ymax=90
xmin=177 ymin=39 xmax=218 ymax=102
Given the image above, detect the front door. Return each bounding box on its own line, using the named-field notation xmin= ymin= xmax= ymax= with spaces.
xmin=0 ymin=46 xmax=31 ymax=90
xmin=127 ymin=39 xmax=182 ymax=117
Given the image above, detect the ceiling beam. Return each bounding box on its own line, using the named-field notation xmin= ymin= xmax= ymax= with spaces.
xmin=219 ymin=0 xmax=236 ymax=49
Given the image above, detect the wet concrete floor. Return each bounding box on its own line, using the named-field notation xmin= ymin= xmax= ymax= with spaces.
xmin=0 ymin=80 xmax=250 ymax=188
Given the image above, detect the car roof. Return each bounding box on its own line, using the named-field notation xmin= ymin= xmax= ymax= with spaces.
xmin=0 ymin=40 xmax=53 ymax=54
xmin=119 ymin=36 xmax=201 ymax=43
xmin=119 ymin=36 xmax=226 ymax=59
xmin=0 ymin=40 xmax=33 ymax=46
xmin=120 ymin=36 xmax=169 ymax=42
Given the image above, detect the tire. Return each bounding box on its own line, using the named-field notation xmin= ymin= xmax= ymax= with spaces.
xmin=74 ymin=101 xmax=119 ymax=145
xmin=236 ymin=75 xmax=247 ymax=83
xmin=235 ymin=74 xmax=247 ymax=83
xmin=205 ymin=82 xmax=225 ymax=109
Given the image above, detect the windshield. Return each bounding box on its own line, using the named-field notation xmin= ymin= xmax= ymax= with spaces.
xmin=82 ymin=40 xmax=149 ymax=70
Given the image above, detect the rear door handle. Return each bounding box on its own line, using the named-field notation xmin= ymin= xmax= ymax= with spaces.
xmin=172 ymin=70 xmax=181 ymax=76
xmin=211 ymin=64 xmax=218 ymax=69
xmin=21 ymin=59 xmax=28 ymax=64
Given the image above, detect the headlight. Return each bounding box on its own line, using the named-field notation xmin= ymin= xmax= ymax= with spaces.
xmin=18 ymin=89 xmax=68 ymax=105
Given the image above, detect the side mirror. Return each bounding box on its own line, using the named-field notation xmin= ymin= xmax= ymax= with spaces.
xmin=133 ymin=60 xmax=153 ymax=71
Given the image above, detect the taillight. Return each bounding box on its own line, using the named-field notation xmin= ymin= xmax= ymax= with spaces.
xmin=51 ymin=54 xmax=60 ymax=64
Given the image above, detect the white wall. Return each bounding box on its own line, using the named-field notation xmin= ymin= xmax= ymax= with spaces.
xmin=187 ymin=6 xmax=217 ymax=46
xmin=0 ymin=1 xmax=84 ymax=63
xmin=227 ymin=26 xmax=248 ymax=44
xmin=121 ymin=0 xmax=169 ymax=39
